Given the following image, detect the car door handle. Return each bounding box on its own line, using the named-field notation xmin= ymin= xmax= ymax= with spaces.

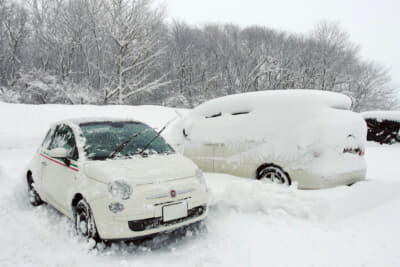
xmin=41 ymin=161 xmax=47 ymax=167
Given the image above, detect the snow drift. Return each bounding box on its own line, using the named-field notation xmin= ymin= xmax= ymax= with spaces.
xmin=1 ymin=102 xmax=400 ymax=266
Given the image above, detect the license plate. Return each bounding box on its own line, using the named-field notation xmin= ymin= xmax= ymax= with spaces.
xmin=162 ymin=201 xmax=188 ymax=222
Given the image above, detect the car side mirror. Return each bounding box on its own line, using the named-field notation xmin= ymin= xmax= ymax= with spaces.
xmin=48 ymin=148 xmax=68 ymax=158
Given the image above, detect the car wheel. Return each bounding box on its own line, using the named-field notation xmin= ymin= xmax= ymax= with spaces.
xmin=256 ymin=164 xmax=291 ymax=186
xmin=75 ymin=199 xmax=100 ymax=242
xmin=27 ymin=173 xmax=44 ymax=206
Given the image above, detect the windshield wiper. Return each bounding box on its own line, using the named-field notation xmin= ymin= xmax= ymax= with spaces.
xmin=108 ymin=128 xmax=151 ymax=159
xmin=138 ymin=117 xmax=177 ymax=156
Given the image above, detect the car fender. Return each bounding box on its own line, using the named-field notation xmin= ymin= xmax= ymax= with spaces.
xmin=25 ymin=151 xmax=46 ymax=197
xmin=68 ymin=172 xmax=108 ymax=214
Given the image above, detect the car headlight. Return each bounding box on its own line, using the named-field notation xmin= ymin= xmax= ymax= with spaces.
xmin=108 ymin=180 xmax=132 ymax=200
xmin=195 ymin=169 xmax=207 ymax=188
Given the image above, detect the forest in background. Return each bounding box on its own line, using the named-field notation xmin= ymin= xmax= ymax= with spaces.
xmin=0 ymin=0 xmax=398 ymax=111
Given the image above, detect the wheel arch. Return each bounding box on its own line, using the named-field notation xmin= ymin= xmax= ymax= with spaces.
xmin=255 ymin=163 xmax=292 ymax=185
xmin=72 ymin=193 xmax=101 ymax=241
xmin=26 ymin=170 xmax=33 ymax=188
xmin=71 ymin=193 xmax=84 ymax=212
xmin=27 ymin=170 xmax=32 ymax=180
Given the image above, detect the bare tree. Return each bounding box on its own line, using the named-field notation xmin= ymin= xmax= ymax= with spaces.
xmin=0 ymin=1 xmax=28 ymax=84
xmin=350 ymin=62 xmax=398 ymax=111
xmin=0 ymin=1 xmax=397 ymax=110
xmin=103 ymin=0 xmax=169 ymax=104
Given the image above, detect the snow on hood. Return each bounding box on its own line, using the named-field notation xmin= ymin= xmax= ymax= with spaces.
xmin=83 ymin=153 xmax=197 ymax=185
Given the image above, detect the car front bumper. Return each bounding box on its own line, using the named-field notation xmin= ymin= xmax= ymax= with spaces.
xmin=89 ymin=188 xmax=208 ymax=240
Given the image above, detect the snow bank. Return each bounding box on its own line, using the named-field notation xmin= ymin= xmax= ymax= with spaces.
xmin=207 ymin=174 xmax=329 ymax=219
xmin=1 ymin=102 xmax=400 ymax=266
xmin=362 ymin=110 xmax=400 ymax=122
xmin=0 ymin=102 xmax=181 ymax=149
xmin=206 ymin=171 xmax=400 ymax=221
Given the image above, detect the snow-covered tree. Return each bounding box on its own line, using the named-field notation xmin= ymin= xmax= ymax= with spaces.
xmin=103 ymin=0 xmax=169 ymax=104
xmin=0 ymin=1 xmax=29 ymax=85
xmin=0 ymin=1 xmax=397 ymax=110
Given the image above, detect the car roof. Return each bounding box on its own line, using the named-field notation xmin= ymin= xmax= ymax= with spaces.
xmin=191 ymin=89 xmax=352 ymax=117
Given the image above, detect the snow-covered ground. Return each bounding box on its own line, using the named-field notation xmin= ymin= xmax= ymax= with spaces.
xmin=1 ymin=102 xmax=400 ymax=267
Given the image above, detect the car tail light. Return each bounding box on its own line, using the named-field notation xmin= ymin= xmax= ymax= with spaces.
xmin=343 ymin=147 xmax=364 ymax=156
xmin=313 ymin=151 xmax=321 ymax=158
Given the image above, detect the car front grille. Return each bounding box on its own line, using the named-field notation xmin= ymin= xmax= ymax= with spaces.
xmin=128 ymin=205 xmax=206 ymax=232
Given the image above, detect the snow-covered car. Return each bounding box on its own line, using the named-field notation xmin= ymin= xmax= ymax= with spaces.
xmin=167 ymin=90 xmax=367 ymax=189
xmin=26 ymin=119 xmax=208 ymax=242
xmin=362 ymin=111 xmax=400 ymax=144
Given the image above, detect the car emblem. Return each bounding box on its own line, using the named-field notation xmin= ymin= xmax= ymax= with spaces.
xmin=170 ymin=190 xmax=176 ymax=198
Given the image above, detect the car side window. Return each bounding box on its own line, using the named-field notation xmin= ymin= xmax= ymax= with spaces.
xmin=49 ymin=125 xmax=78 ymax=160
xmin=41 ymin=128 xmax=55 ymax=149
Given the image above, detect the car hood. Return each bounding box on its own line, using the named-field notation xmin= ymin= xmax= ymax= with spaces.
xmin=83 ymin=153 xmax=198 ymax=185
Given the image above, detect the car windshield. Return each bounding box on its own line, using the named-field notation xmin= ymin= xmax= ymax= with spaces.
xmin=80 ymin=121 xmax=174 ymax=160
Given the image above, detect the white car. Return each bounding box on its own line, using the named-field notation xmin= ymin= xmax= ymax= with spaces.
xmin=167 ymin=90 xmax=367 ymax=189
xmin=26 ymin=119 xmax=208 ymax=242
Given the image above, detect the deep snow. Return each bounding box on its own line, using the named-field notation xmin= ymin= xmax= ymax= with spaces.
xmin=1 ymin=102 xmax=400 ymax=267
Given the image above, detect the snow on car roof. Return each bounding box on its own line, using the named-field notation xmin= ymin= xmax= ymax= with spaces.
xmin=191 ymin=89 xmax=352 ymax=116
xmin=361 ymin=110 xmax=400 ymax=122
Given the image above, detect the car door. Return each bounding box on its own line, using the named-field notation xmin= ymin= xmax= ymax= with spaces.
xmin=182 ymin=118 xmax=215 ymax=172
xmin=213 ymin=140 xmax=258 ymax=176
xmin=41 ymin=124 xmax=79 ymax=215
xmin=184 ymin=141 xmax=215 ymax=171
xmin=213 ymin=112 xmax=259 ymax=177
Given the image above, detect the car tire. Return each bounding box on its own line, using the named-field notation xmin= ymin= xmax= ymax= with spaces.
xmin=27 ymin=173 xmax=44 ymax=206
xmin=75 ymin=199 xmax=100 ymax=242
xmin=256 ymin=164 xmax=291 ymax=186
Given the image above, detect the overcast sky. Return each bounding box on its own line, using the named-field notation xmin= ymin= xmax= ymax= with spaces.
xmin=158 ymin=0 xmax=400 ymax=91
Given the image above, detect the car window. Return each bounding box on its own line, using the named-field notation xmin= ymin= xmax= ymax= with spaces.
xmin=80 ymin=121 xmax=174 ymax=160
xmin=231 ymin=111 xmax=250 ymax=116
xmin=205 ymin=112 xmax=222 ymax=119
xmin=49 ymin=125 xmax=78 ymax=160
xmin=41 ymin=128 xmax=55 ymax=149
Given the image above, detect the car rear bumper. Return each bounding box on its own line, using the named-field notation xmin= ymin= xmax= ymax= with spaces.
xmin=291 ymin=168 xmax=366 ymax=189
